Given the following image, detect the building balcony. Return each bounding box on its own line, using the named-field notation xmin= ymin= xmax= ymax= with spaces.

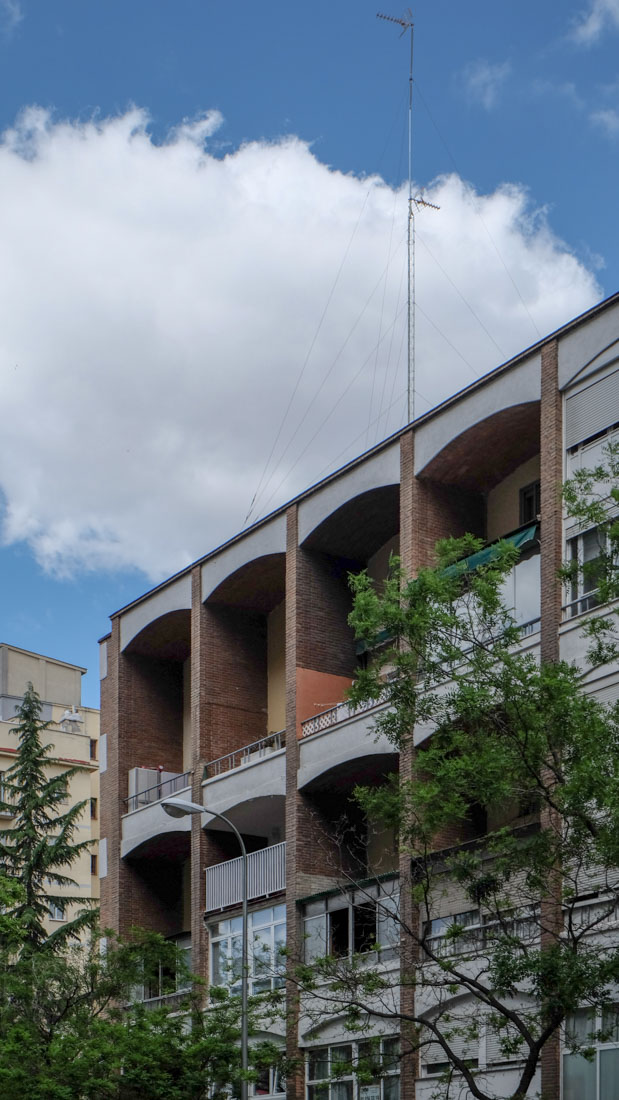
xmin=201 ymin=733 xmax=286 ymax=825
xmin=205 ymin=840 xmax=286 ymax=913
xmin=121 ymin=767 xmax=192 ymax=858
xmin=203 ymin=730 xmax=285 ymax=778
xmin=300 ymin=693 xmax=387 ymax=739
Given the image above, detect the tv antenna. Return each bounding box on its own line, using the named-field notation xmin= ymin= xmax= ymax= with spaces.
xmin=377 ymin=10 xmax=437 ymax=425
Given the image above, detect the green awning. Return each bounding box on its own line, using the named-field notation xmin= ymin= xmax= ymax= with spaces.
xmin=355 ymin=524 xmax=539 ymax=654
xmin=442 ymin=523 xmax=538 ymax=578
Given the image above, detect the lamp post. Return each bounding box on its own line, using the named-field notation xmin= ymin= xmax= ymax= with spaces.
xmin=162 ymin=797 xmax=249 ymax=1100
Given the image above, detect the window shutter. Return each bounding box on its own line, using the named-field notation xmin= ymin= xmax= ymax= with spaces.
xmin=565 ymin=366 xmax=619 ymax=447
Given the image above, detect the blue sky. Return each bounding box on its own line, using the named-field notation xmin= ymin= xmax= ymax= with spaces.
xmin=0 ymin=0 xmax=616 ymax=707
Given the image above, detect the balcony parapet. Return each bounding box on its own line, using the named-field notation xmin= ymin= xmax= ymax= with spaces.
xmin=203 ymin=730 xmax=285 ymax=780
xmin=125 ymin=768 xmax=191 ymax=815
xmin=205 ymin=841 xmax=286 ymax=912
xmin=301 ymin=692 xmax=388 ymax=739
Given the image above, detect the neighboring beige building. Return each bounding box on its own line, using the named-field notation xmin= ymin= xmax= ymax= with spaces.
xmin=0 ymin=644 xmax=99 ymax=935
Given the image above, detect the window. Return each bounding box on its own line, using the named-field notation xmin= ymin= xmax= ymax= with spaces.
xmin=209 ymin=904 xmax=286 ymax=995
xmin=0 ymin=770 xmax=13 ymax=814
xmin=303 ymin=888 xmax=399 ymax=964
xmin=48 ymin=901 xmax=65 ymax=922
xmin=136 ymin=932 xmax=192 ymax=1002
xmin=89 ymin=739 xmax=97 ymax=761
xmin=306 ymin=1038 xmax=400 ymax=1100
xmin=567 ymin=527 xmax=606 ymax=617
xmin=423 ymin=908 xmax=536 ymax=959
xmin=250 ymin=1065 xmax=286 ymax=1097
xmin=423 ymin=909 xmax=482 ymax=958
xmin=90 ymin=797 xmax=98 ymax=820
xmin=519 ymin=480 xmax=540 ymax=526
xmin=563 ymin=1007 xmax=619 ymax=1100
xmin=91 ymin=853 xmax=98 ymax=876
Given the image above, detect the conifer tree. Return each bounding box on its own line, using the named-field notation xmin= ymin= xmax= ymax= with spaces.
xmin=0 ymin=683 xmax=96 ymax=951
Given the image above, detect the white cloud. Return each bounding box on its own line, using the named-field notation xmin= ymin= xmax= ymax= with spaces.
xmin=591 ymin=105 xmax=619 ymax=134
xmin=0 ymin=0 xmax=22 ymax=34
xmin=0 ymin=108 xmax=601 ymax=580
xmin=571 ymin=0 xmax=619 ymax=43
xmin=462 ymin=59 xmax=511 ymax=110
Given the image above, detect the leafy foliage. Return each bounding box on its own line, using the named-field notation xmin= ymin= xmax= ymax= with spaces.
xmin=0 ymin=928 xmax=271 ymax=1100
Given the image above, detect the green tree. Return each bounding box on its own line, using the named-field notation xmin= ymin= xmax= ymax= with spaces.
xmin=0 ymin=928 xmax=277 ymax=1100
xmin=295 ymin=447 xmax=619 ymax=1100
xmin=0 ymin=684 xmax=96 ymax=951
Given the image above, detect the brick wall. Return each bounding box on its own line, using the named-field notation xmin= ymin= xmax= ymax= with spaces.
xmin=295 ymin=547 xmax=359 ymax=677
xmin=201 ymin=603 xmax=268 ymax=761
xmin=539 ymin=338 xmax=563 ymax=1100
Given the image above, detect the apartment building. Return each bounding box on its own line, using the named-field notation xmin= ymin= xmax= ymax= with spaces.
xmin=0 ymin=644 xmax=100 ymax=931
xmin=100 ymin=291 xmax=619 ymax=1099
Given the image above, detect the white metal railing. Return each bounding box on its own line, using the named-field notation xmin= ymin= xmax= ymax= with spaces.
xmin=124 ymin=769 xmax=191 ymax=814
xmin=203 ymin=730 xmax=285 ymax=779
xmin=301 ymin=692 xmax=387 ymax=739
xmin=205 ymin=841 xmax=286 ymax=912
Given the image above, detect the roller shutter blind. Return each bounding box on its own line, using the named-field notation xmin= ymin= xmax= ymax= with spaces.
xmin=565 ymin=366 xmax=619 ymax=448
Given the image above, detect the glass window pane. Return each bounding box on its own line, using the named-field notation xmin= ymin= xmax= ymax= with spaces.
xmin=331 ymin=1045 xmax=353 ymax=1071
xmin=329 ymin=908 xmax=350 ymax=957
xmin=602 ymin=1006 xmax=619 ymax=1044
xmin=273 ymin=903 xmax=286 ymax=922
xmin=211 ymin=939 xmax=228 ymax=985
xmin=331 ymin=1083 xmax=353 ymax=1100
xmin=251 ymin=907 xmax=273 ymax=928
xmin=563 ymin=1054 xmax=596 ymax=1100
xmin=308 ymin=1050 xmax=329 ymax=1081
xmin=353 ymin=903 xmax=377 ymax=953
xmin=304 ymin=915 xmax=327 ymax=963
xmin=383 ymin=1078 xmax=400 ymax=1100
xmin=308 ymin=1087 xmax=329 ymax=1100
xmin=601 ymin=1048 xmax=619 ymax=1098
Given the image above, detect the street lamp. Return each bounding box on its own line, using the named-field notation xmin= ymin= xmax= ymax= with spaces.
xmin=162 ymin=797 xmax=249 ymax=1100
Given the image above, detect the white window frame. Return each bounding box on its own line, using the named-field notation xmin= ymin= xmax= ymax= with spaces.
xmin=303 ymin=885 xmax=399 ymax=964
xmin=563 ymin=1005 xmax=619 ymax=1099
xmin=306 ymin=1037 xmax=400 ymax=1100
xmin=566 ymin=525 xmax=606 ymax=618
xmin=209 ymin=903 xmax=286 ymax=996
xmin=48 ymin=901 xmax=66 ymax=922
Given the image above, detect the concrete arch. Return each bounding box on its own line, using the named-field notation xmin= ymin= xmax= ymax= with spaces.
xmin=121 ymin=816 xmax=191 ymax=860
xmin=121 ymin=607 xmax=191 ymax=662
xmin=204 ymin=552 xmax=286 ymax=613
xmin=202 ymin=794 xmax=286 ymax=842
xmin=300 ymin=483 xmax=400 ymax=562
xmin=202 ymin=753 xmax=286 ymax=820
xmin=298 ymin=710 xmax=399 ymax=791
xmin=120 ymin=574 xmax=192 ymax=652
xmin=298 ymin=441 xmax=400 ymax=551
xmin=201 ymin=514 xmax=286 ymax=604
xmin=416 ymin=401 xmax=540 ymax=491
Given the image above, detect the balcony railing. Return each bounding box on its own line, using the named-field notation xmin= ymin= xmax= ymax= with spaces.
xmin=203 ymin=730 xmax=285 ymax=780
xmin=301 ymin=692 xmax=387 ymax=739
xmin=124 ymin=768 xmax=191 ymax=814
xmin=205 ymin=841 xmax=286 ymax=912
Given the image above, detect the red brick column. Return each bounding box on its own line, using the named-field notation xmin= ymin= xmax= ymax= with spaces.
xmin=285 ymin=505 xmax=304 ymax=1100
xmin=190 ymin=565 xmax=209 ymax=987
xmin=539 ymin=338 xmax=562 ymax=1100
xmin=398 ymin=431 xmax=418 ymax=1100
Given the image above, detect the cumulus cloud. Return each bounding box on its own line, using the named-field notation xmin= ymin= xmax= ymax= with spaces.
xmin=0 ymin=0 xmax=22 ymax=34
xmin=571 ymin=0 xmax=619 ymax=43
xmin=591 ymin=105 xmax=619 ymax=134
xmin=0 ymin=107 xmax=601 ymax=580
xmin=462 ymin=59 xmax=511 ymax=110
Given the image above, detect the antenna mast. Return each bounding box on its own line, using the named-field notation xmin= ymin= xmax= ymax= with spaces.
xmin=377 ymin=10 xmax=415 ymax=423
